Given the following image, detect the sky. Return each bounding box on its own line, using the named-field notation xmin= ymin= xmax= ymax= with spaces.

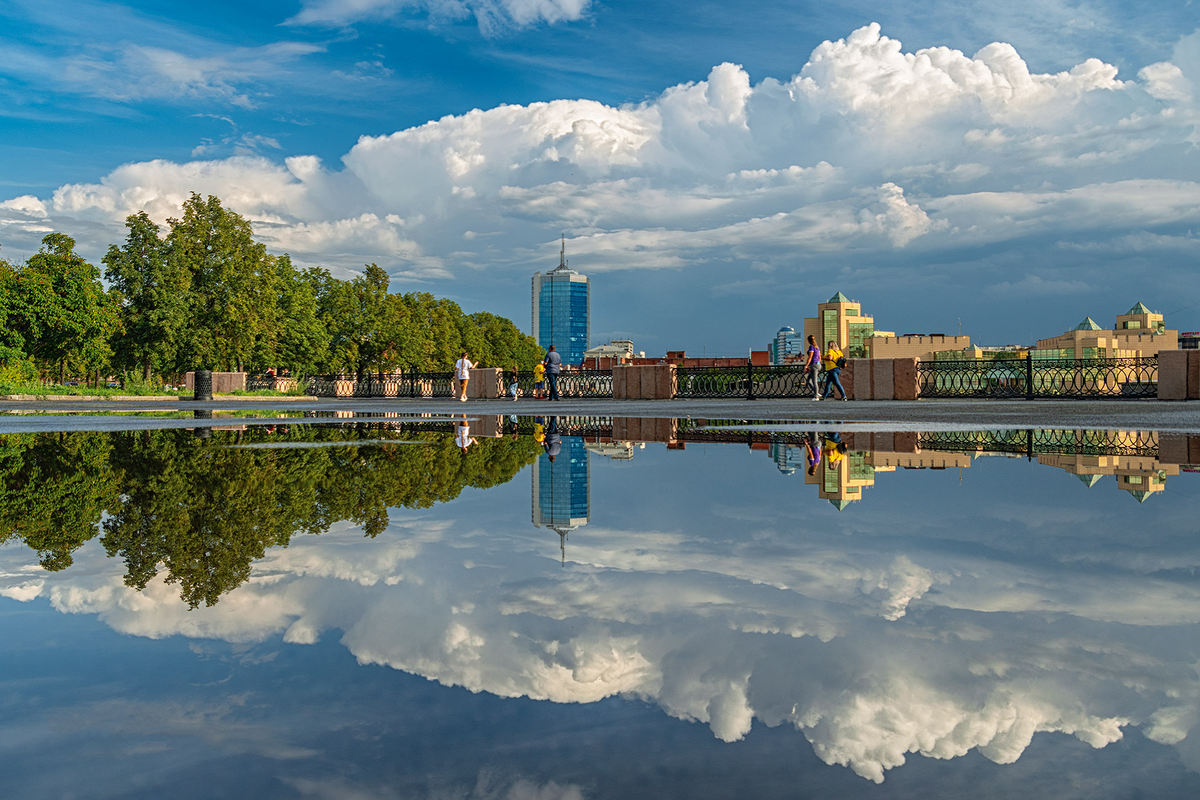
xmin=1 ymin=0 xmax=1199 ymax=353
xmin=3 ymin=429 xmax=1200 ymax=796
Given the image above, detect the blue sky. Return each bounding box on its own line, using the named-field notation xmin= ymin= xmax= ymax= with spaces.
xmin=2 ymin=0 xmax=1199 ymax=353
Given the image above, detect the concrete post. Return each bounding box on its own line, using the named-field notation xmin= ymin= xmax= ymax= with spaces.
xmin=1159 ymin=350 xmax=1189 ymax=400
xmin=894 ymin=358 xmax=920 ymax=401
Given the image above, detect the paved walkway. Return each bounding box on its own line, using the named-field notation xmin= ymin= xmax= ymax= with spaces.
xmin=2 ymin=397 xmax=1200 ymax=432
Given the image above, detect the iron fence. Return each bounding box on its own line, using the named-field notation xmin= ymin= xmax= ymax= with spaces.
xmin=674 ymin=364 xmax=817 ymax=399
xmin=916 ymin=429 xmax=1159 ymax=458
xmin=510 ymin=370 xmax=613 ymax=398
xmin=916 ymin=356 xmax=1158 ymax=399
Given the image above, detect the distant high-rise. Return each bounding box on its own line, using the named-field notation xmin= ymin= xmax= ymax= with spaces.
xmin=532 ymin=237 xmax=590 ymax=365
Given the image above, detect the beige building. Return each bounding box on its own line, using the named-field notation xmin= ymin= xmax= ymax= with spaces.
xmin=867 ymin=333 xmax=972 ymax=361
xmin=802 ymin=445 xmax=972 ymax=510
xmin=803 ymin=292 xmax=892 ymax=358
xmin=1037 ymin=435 xmax=1177 ymax=503
xmin=1035 ymin=303 xmax=1177 ymax=359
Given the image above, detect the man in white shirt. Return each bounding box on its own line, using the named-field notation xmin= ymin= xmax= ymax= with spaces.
xmin=454 ymin=351 xmax=475 ymax=402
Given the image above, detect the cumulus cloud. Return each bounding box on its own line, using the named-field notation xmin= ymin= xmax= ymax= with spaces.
xmin=3 ymin=23 xmax=1198 ymax=288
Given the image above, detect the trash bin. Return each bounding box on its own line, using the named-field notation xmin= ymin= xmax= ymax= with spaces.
xmin=194 ymin=369 xmax=213 ymax=401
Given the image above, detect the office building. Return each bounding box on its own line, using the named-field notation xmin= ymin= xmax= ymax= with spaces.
xmin=1034 ymin=303 xmax=1177 ymax=359
xmin=532 ymin=238 xmax=590 ymax=365
xmin=768 ymin=327 xmax=805 ymax=365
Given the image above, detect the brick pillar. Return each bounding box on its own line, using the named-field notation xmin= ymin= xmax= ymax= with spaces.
xmin=613 ymin=366 xmax=628 ymax=399
xmin=894 ymin=358 xmax=920 ymax=401
xmin=841 ymin=360 xmax=855 ymax=399
xmin=468 ymin=368 xmax=502 ymax=399
xmin=1189 ymin=351 xmax=1200 ymax=400
xmin=1159 ymin=350 xmax=1188 ymax=400
xmin=851 ymin=359 xmax=873 ymax=399
xmin=894 ymin=431 xmax=919 ymax=453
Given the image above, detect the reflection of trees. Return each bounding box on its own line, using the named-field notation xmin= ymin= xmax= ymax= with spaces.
xmin=0 ymin=432 xmax=121 ymax=570
xmin=0 ymin=427 xmax=540 ymax=608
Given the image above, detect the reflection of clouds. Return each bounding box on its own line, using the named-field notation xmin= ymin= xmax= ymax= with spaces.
xmin=286 ymin=771 xmax=587 ymax=800
xmin=2 ymin=494 xmax=1199 ymax=783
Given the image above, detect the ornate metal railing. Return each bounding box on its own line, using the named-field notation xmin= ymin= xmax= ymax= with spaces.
xmin=514 ymin=370 xmax=612 ymax=398
xmin=674 ymin=365 xmax=815 ymax=399
xmin=916 ymin=356 xmax=1158 ymax=399
xmin=916 ymin=429 xmax=1159 ymax=458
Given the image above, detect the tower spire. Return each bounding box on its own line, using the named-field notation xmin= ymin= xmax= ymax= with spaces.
xmin=559 ymin=234 xmax=567 ymax=269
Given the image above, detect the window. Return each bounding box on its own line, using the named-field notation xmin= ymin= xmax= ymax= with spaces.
xmin=1125 ymin=320 xmax=1141 ymax=329
xmin=1126 ymin=476 xmax=1143 ymax=485
xmin=823 ymin=309 xmax=839 ymax=350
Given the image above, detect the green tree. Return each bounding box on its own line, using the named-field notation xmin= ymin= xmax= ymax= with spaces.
xmin=268 ymin=255 xmax=330 ymax=375
xmin=12 ymin=233 xmax=119 ymax=382
xmin=103 ymin=211 xmax=191 ymax=381
xmin=168 ymin=194 xmax=277 ymax=371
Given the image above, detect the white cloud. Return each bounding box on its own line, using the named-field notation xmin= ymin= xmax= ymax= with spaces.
xmin=3 ymin=24 xmax=1198 ymax=287
xmin=287 ymin=0 xmax=591 ymax=35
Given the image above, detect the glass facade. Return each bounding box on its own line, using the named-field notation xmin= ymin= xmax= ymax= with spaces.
xmin=846 ymin=322 xmax=875 ymax=358
xmin=822 ymin=310 xmax=839 ymax=351
xmin=533 ymin=437 xmax=589 ymax=530
xmin=533 ymin=270 xmax=590 ymax=366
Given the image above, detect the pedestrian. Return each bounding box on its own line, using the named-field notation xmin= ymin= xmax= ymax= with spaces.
xmin=454 ymin=351 xmax=475 ymax=402
xmin=506 ymin=365 xmax=521 ymax=400
xmin=543 ymin=345 xmax=562 ymax=401
xmin=822 ymin=341 xmax=847 ymax=400
xmin=533 ymin=360 xmax=545 ymax=398
xmin=804 ymin=335 xmax=822 ymax=400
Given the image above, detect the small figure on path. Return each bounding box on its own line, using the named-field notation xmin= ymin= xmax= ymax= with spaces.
xmin=506 ymin=365 xmax=521 ymax=400
xmin=822 ymin=341 xmax=847 ymax=400
xmin=455 ymin=351 xmax=475 ymax=402
xmin=544 ymin=346 xmax=562 ymax=401
xmin=804 ymin=335 xmax=822 ymax=400
xmin=533 ymin=360 xmax=545 ymax=398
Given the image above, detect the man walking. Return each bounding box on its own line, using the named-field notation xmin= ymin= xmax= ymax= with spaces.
xmin=804 ymin=335 xmax=822 ymax=400
xmin=543 ymin=345 xmax=562 ymax=401
xmin=454 ymin=351 xmax=475 ymax=402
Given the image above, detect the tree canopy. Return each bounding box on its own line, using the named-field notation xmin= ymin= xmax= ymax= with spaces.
xmin=1 ymin=193 xmax=541 ymax=384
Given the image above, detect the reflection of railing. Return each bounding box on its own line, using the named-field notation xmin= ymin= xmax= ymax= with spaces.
xmin=916 ymin=357 xmax=1158 ymax=399
xmin=674 ymin=365 xmax=814 ymax=399
xmin=916 ymin=429 xmax=1160 ymax=458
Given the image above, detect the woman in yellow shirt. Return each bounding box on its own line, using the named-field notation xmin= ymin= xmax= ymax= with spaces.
xmin=821 ymin=341 xmax=847 ymax=400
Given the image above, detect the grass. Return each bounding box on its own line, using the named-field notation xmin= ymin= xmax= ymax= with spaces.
xmin=0 ymin=380 xmax=185 ymax=397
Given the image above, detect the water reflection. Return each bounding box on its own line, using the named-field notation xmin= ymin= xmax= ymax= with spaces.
xmin=1 ymin=417 xmax=1200 ymax=795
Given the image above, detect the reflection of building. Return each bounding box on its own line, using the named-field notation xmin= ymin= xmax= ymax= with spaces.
xmin=1034 ymin=303 xmax=1177 ymax=359
xmin=1036 ymin=432 xmax=1179 ymax=502
xmin=585 ymin=441 xmax=635 ymax=460
xmin=532 ymin=237 xmax=590 ymax=366
xmin=532 ymin=434 xmax=590 ymax=560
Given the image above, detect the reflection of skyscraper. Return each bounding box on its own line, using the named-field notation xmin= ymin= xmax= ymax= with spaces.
xmin=532 ymin=431 xmax=590 ymax=561
xmin=532 ymin=237 xmax=590 ymax=365
xmin=769 ymin=442 xmax=803 ymax=474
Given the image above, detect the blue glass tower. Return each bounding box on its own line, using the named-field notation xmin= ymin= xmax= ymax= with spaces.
xmin=532 ymin=431 xmax=590 ymax=561
xmin=532 ymin=238 xmax=590 ymax=365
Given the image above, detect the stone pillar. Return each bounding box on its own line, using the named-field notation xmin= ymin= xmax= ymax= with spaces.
xmin=874 ymin=360 xmax=895 ymax=401
xmin=193 ymin=369 xmax=213 ymax=401
xmin=851 ymin=359 xmax=873 ymax=399
xmin=894 ymin=358 xmax=920 ymax=401
xmin=468 ymin=368 xmax=502 ymax=399
xmin=893 ymin=431 xmax=919 ymax=453
xmin=841 ymin=360 xmax=856 ymax=399
xmin=1189 ymin=350 xmax=1200 ymax=400
xmin=1159 ymin=350 xmax=1189 ymax=400
xmin=613 ymin=366 xmax=627 ymax=399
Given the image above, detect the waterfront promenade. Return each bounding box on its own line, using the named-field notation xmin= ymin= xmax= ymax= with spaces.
xmin=3 ymin=397 xmax=1200 ymax=433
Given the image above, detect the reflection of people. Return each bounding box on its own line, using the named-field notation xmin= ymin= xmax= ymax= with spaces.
xmin=544 ymin=416 xmax=561 ymax=461
xmin=455 ymin=351 xmax=475 ymax=402
xmin=822 ymin=341 xmax=847 ymax=400
xmin=544 ymin=346 xmax=562 ymax=401
xmin=454 ymin=419 xmax=476 ymax=453
xmin=822 ymin=432 xmax=846 ymax=467
xmin=803 ymin=433 xmax=821 ymax=476
xmin=508 ymin=414 xmax=520 ymax=440
xmin=533 ymin=361 xmax=545 ymax=398
xmin=533 ymin=417 xmax=546 ymax=445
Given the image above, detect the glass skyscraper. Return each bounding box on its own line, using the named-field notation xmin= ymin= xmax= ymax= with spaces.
xmin=532 ymin=425 xmax=590 ymax=562
xmin=532 ymin=238 xmax=590 ymax=365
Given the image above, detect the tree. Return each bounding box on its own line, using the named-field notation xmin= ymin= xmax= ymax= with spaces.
xmin=268 ymin=255 xmax=330 ymax=375
xmin=103 ymin=211 xmax=191 ymax=381
xmin=167 ymin=194 xmax=277 ymax=371
xmin=13 ymin=233 xmax=119 ymax=382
